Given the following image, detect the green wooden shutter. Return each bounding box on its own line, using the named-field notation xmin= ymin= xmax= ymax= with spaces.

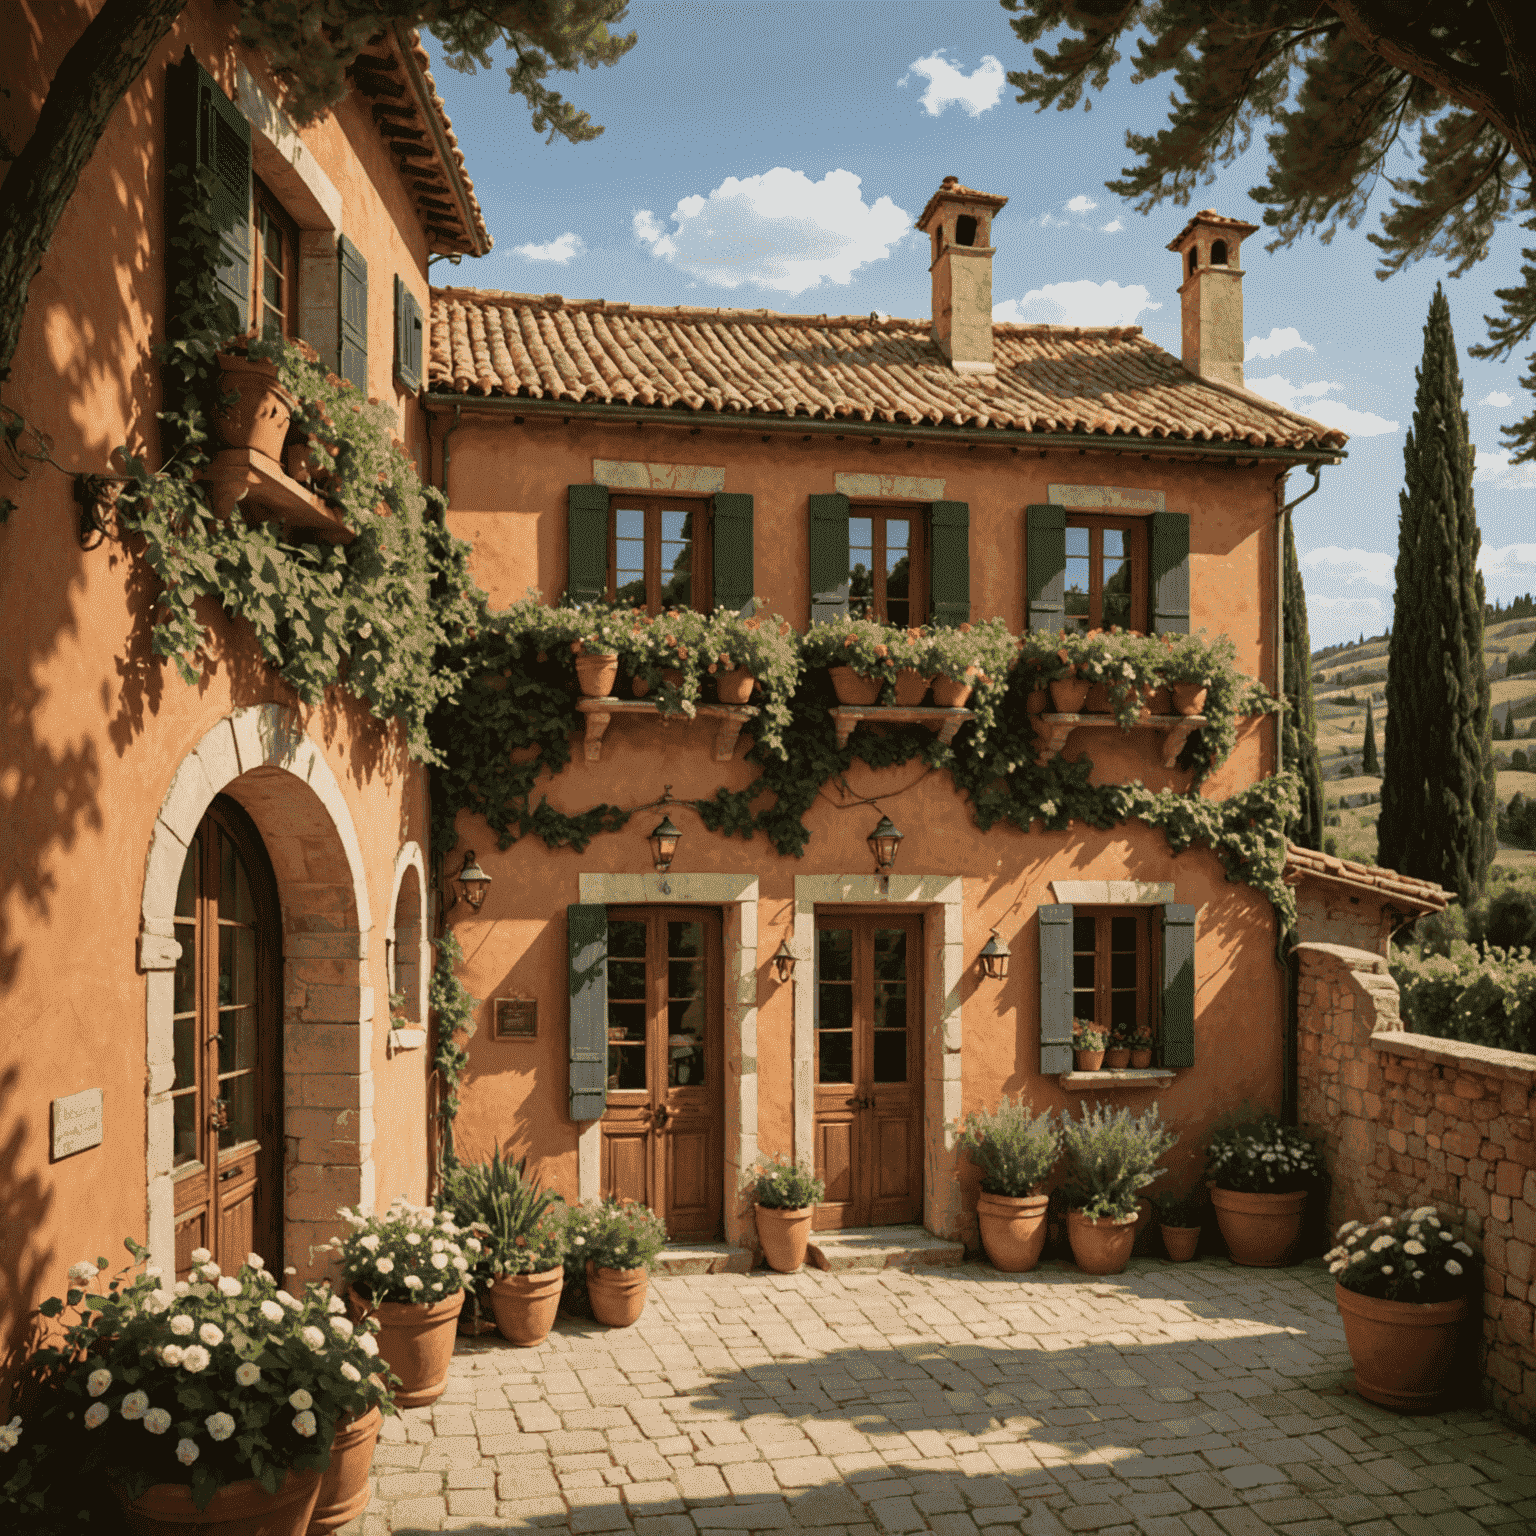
xmin=569 ymin=903 xmax=608 ymax=1121
xmin=1160 ymin=904 xmax=1197 ymax=1067
xmin=1026 ymin=504 xmax=1066 ymax=630
xmin=394 ymin=275 xmax=423 ymax=392
xmin=809 ymin=492 xmax=851 ymax=622
xmin=338 ymin=234 xmax=368 ymax=392
xmin=711 ymin=492 xmax=754 ymax=613
xmin=1038 ymin=903 xmax=1074 ymax=1075
xmin=929 ymin=500 xmax=970 ymax=626
xmin=567 ymin=484 xmax=610 ymax=604
xmin=1150 ymin=511 xmax=1191 ymax=634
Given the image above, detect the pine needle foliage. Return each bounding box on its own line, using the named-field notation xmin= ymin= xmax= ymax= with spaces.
xmin=1282 ymin=508 xmax=1324 ymax=849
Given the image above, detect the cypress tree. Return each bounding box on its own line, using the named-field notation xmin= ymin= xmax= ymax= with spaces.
xmin=1281 ymin=508 xmax=1325 ymax=848
xmin=1362 ymin=695 xmax=1379 ymax=775
xmin=1378 ymin=284 xmax=1496 ymax=903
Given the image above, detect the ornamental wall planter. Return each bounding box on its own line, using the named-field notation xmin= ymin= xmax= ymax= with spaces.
xmin=213 ymin=353 xmax=296 ymax=461
xmin=1067 ymin=1210 xmax=1137 ymax=1275
xmin=1211 ymin=1187 xmax=1308 ymax=1267
xmin=893 ymin=669 xmax=933 ymax=706
xmin=756 ymin=1204 xmax=815 ymax=1273
xmin=828 ymin=666 xmax=882 ymax=706
xmin=575 ymin=653 xmax=620 ymax=698
xmin=930 ymin=676 xmax=973 ymax=709
xmin=116 ymin=1468 xmax=322 ymax=1536
xmin=1335 ymin=1284 xmax=1471 ymax=1411
xmin=714 ymin=668 xmax=756 ymax=705
xmin=307 ymin=1406 xmax=383 ymax=1535
xmin=488 ymin=1268 xmax=564 ymax=1347
xmin=976 ymin=1191 xmax=1049 ymax=1273
xmin=586 ymin=1261 xmax=649 ymax=1326
xmin=348 ymin=1288 xmax=463 ymax=1408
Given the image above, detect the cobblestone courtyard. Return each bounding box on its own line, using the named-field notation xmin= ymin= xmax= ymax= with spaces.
xmin=341 ymin=1257 xmax=1536 ymax=1536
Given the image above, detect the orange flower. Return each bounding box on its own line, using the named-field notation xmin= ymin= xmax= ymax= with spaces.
xmin=844 ymin=635 xmax=856 ymax=648
xmin=959 ymin=622 xmax=972 ymax=634
xmin=570 ymin=641 xmax=582 ymax=654
xmin=779 ymin=623 xmax=791 ymax=636
xmin=874 ymin=644 xmax=888 ymax=658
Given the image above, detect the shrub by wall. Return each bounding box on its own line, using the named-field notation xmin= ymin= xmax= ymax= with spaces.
xmin=1391 ymin=941 xmax=1536 ymax=1055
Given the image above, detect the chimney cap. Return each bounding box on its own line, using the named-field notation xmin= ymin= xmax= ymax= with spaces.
xmin=916 ymin=176 xmax=1008 ymax=233
xmin=1166 ymin=208 xmax=1259 ymax=252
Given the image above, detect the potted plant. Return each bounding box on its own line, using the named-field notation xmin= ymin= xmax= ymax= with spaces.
xmin=213 ymin=331 xmax=295 ymax=461
xmin=1047 ymin=643 xmax=1090 ymax=713
xmin=749 ymin=1154 xmax=826 ymax=1273
xmin=1326 ymin=1206 xmax=1477 ymax=1410
xmin=1205 ymin=1114 xmax=1322 ymax=1267
xmin=920 ymin=617 xmax=1017 ymax=744
xmin=705 ymin=606 xmax=801 ymax=758
xmin=1104 ymin=1024 xmax=1133 ymax=1070
xmin=1072 ymin=1018 xmax=1106 ymax=1071
xmin=1156 ymin=1188 xmax=1206 ymax=1261
xmin=954 ymin=1097 xmax=1061 ymax=1272
xmin=567 ymin=605 xmax=633 ymax=699
xmin=889 ymin=626 xmax=934 ymax=705
xmin=802 ymin=615 xmax=900 ymax=705
xmin=1157 ymin=632 xmax=1214 ymax=715
xmin=1061 ymin=1102 xmax=1178 ymax=1275
xmin=566 ymin=1198 xmax=669 ymax=1327
xmin=622 ymin=606 xmax=708 ymax=716
xmin=1 ymin=1244 xmax=393 ymax=1536
xmin=1128 ymin=1022 xmax=1155 ymax=1069
xmin=325 ymin=1200 xmax=476 ymax=1407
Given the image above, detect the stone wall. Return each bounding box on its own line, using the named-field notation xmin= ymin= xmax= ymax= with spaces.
xmin=1296 ymin=940 xmax=1536 ymax=1426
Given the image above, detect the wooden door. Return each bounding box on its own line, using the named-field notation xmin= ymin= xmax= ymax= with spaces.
xmin=170 ymin=796 xmax=282 ymax=1278
xmin=812 ymin=915 xmax=923 ymax=1230
xmin=600 ymin=908 xmax=723 ymax=1240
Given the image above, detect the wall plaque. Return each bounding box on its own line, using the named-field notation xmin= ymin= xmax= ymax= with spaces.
xmin=52 ymin=1088 xmax=104 ymax=1161
xmin=493 ymin=998 xmax=537 ymax=1041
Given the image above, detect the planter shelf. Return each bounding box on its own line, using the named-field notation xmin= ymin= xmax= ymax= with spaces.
xmin=1058 ymin=1067 xmax=1176 ymax=1089
xmin=1031 ymin=712 xmax=1205 ymax=768
xmin=199 ymin=448 xmax=356 ymax=544
xmin=828 ymin=704 xmax=975 ymax=751
xmin=575 ymin=697 xmax=759 ymax=763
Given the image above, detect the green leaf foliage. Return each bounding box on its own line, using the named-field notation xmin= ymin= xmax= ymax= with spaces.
xmin=954 ymin=1097 xmax=1062 ymax=1198
xmin=1282 ymin=509 xmax=1325 ymax=849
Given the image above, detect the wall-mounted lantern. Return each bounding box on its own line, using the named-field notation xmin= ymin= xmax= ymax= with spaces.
xmin=649 ymin=815 xmax=682 ymax=874
xmin=771 ymin=940 xmax=798 ymax=984
xmin=978 ymin=929 xmax=1011 ymax=981
xmin=451 ymin=849 xmax=491 ymax=914
xmin=867 ymin=816 xmax=904 ymax=876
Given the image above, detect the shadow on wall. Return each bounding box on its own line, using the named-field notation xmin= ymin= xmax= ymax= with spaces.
xmin=0 ymin=1066 xmax=56 ymax=1415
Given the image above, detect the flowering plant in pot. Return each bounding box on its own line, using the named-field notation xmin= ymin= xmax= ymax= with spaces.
xmin=802 ymin=615 xmax=900 ymax=704
xmin=1326 ymin=1207 xmax=1477 ymax=1410
xmin=211 ymin=330 xmax=295 ymax=462
xmin=0 ymin=1242 xmax=393 ymax=1534
xmin=1128 ymin=1022 xmax=1155 ymax=1068
xmin=1155 ymin=1188 xmax=1206 ymax=1262
xmin=749 ymin=1155 xmax=826 ymax=1273
xmin=704 ymin=605 xmax=801 ymax=757
xmin=620 ymin=605 xmax=708 ymax=716
xmin=1104 ymin=1023 xmax=1134 ymax=1069
xmin=1204 ymin=1113 xmax=1322 ymax=1267
xmin=565 ymin=1198 xmax=669 ymax=1327
xmin=919 ymin=617 xmax=1017 ymax=743
xmin=1061 ymin=1102 xmax=1177 ymax=1275
xmin=954 ymin=1097 xmax=1060 ymax=1272
xmin=1072 ymin=1017 xmax=1106 ymax=1071
xmin=564 ymin=604 xmax=636 ymax=698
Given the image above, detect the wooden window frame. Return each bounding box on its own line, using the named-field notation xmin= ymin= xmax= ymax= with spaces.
xmin=1063 ymin=513 xmax=1148 ymax=633
xmin=848 ymin=502 xmax=928 ymax=626
xmin=607 ymin=493 xmax=713 ymax=615
xmin=252 ymin=177 xmax=298 ymax=342
xmin=1071 ymin=906 xmax=1155 ymax=1038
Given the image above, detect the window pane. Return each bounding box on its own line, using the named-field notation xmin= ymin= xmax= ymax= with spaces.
xmin=1110 ymin=949 xmax=1137 ymax=989
xmin=175 ymin=837 xmax=198 ymax=918
xmin=608 ymin=960 xmax=645 ymax=1002
xmin=173 ymin=1093 xmax=198 ymax=1166
xmin=173 ymin=1015 xmax=196 ymax=1092
xmin=873 ymin=928 xmax=905 ymax=981
xmin=609 ymin=919 xmax=646 ymax=958
xmin=659 ymin=509 xmax=693 ymax=610
xmin=818 ymin=927 xmax=853 ymax=981
xmin=669 ymin=921 xmax=702 ymax=958
xmin=1065 ymin=526 xmax=1090 ymax=558
xmin=1064 ymin=556 xmax=1091 ymax=631
xmin=873 ymin=1031 xmax=906 ymax=1083
xmin=1103 ymin=534 xmax=1132 ymax=630
xmin=174 ymin=922 xmax=196 ymax=1015
xmin=667 ymin=922 xmax=705 ymax=1086
xmin=885 ymin=519 xmax=911 ymax=628
xmin=848 ymin=517 xmax=874 ymax=619
xmin=613 ymin=506 xmax=646 ymax=607
xmin=873 ymin=983 xmax=905 ymax=1031
xmin=1111 ymin=914 xmax=1137 ymax=950
xmin=1109 ymin=991 xmax=1138 ymax=1032
xmin=219 ymin=1072 xmax=256 ymax=1149
xmin=219 ymin=925 xmax=255 ymax=1009
xmin=818 ymin=1030 xmax=853 ymax=1083
xmin=607 ymin=1043 xmax=646 ymax=1091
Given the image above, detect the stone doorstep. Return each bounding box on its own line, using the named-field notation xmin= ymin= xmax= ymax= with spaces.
xmin=807 ymin=1225 xmax=965 ymax=1272
xmin=656 ymin=1242 xmax=755 ymax=1275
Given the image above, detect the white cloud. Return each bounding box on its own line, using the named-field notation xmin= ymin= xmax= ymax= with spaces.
xmin=1245 ymin=326 xmax=1314 ymax=362
xmin=993 ymin=280 xmax=1161 ymax=328
xmin=1482 ymin=391 xmax=1514 ymax=408
xmin=900 ymin=51 xmax=1005 ymax=118
xmin=512 ymin=231 xmax=585 ymax=265
xmin=632 ymin=169 xmax=910 ymax=295
xmin=1099 ymin=218 xmax=1124 ymax=234
xmin=1066 ymin=194 xmax=1098 ymax=214
xmin=1300 ymin=546 xmax=1395 ymax=588
xmin=1245 ymin=375 xmax=1398 ymax=436
xmin=1479 ymin=542 xmax=1536 ymax=577
xmin=1475 ymin=447 xmax=1536 ymax=490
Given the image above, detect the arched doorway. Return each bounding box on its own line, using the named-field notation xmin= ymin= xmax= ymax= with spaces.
xmin=169 ymin=795 xmax=282 ymax=1277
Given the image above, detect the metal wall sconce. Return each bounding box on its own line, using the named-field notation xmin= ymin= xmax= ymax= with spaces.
xmin=867 ymin=816 xmax=904 ymax=875
xmin=449 ymin=849 xmax=491 ymax=914
xmin=649 ymin=814 xmax=682 ymax=894
xmin=771 ymin=940 xmax=798 ymax=983
xmin=978 ymin=929 xmax=1011 ymax=980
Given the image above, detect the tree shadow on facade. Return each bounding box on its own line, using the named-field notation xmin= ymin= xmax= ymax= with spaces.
xmin=0 ymin=1065 xmax=55 ymax=1414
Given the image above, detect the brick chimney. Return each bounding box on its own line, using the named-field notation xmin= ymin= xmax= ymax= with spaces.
xmin=1166 ymin=209 xmax=1259 ymax=390
xmin=916 ymin=177 xmax=1008 ymax=374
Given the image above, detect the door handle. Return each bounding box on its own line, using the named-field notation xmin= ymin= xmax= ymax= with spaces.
xmin=653 ymin=1104 xmax=671 ymax=1129
xmin=208 ymin=1099 xmax=230 ymax=1132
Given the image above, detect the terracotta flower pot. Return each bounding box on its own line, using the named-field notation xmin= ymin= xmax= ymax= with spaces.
xmin=1067 ymin=1210 xmax=1137 ymax=1275
xmin=586 ymin=1261 xmax=649 ymax=1326
xmin=1027 ymin=687 xmax=1050 ymax=714
xmin=1083 ymin=682 xmax=1111 ymax=713
xmin=715 ymin=668 xmax=756 ymax=705
xmin=283 ymin=442 xmax=335 ymax=493
xmin=117 ymin=1468 xmax=321 ymax=1536
xmin=660 ymin=668 xmax=685 ymax=689
xmin=1335 ymin=1283 xmax=1471 ymax=1411
xmin=756 ymin=1204 xmax=815 ymax=1273
xmin=574 ymin=653 xmax=619 ymax=698
xmin=931 ymin=676 xmax=973 ymax=708
xmin=348 ymin=1287 xmax=463 ymax=1408
xmin=489 ymin=1267 xmax=564 ymax=1347
xmin=1161 ymin=1224 xmax=1201 ymax=1262
xmin=1211 ymin=1187 xmax=1308 ymax=1268
xmin=1172 ymin=682 xmax=1208 ymax=716
xmin=631 ymin=676 xmax=650 ymax=697
xmin=1145 ymin=685 xmax=1173 ymax=716
xmin=1073 ymin=1048 xmax=1105 ymax=1071
xmin=1103 ymin=1048 xmax=1131 ymax=1069
xmin=1129 ymin=1048 xmax=1153 ymax=1068
xmin=976 ymin=1191 xmax=1049 ymax=1273
xmin=307 ymin=1406 xmax=382 ymax=1535
xmin=214 ymin=354 xmax=297 ymax=461
xmin=828 ymin=666 xmax=882 ymax=705
xmin=1049 ymin=678 xmax=1090 ymax=713
xmin=893 ymin=669 xmax=933 ymax=706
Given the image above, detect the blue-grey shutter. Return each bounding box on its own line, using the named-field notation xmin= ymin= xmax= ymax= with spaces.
xmin=569 ymin=904 xmax=608 ymax=1121
xmin=394 ymin=275 xmax=423 ymax=392
xmin=1150 ymin=511 xmax=1191 ymax=634
xmin=929 ymin=500 xmax=970 ymax=626
xmin=1160 ymin=904 xmax=1197 ymax=1067
xmin=809 ymin=493 xmax=851 ymax=622
xmin=1038 ymin=904 xmax=1074 ymax=1074
xmin=338 ymin=235 xmax=368 ymax=392
xmin=712 ymin=493 xmax=754 ymax=613
xmin=567 ymin=484 xmax=610 ymax=604
xmin=1026 ymin=504 xmax=1066 ymax=631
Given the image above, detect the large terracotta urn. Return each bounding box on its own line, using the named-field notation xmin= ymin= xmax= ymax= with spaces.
xmin=586 ymin=1261 xmax=649 ymax=1327
xmin=307 ymin=1407 xmax=383 ymax=1535
xmin=488 ymin=1268 xmax=564 ymax=1347
xmin=213 ymin=353 xmax=296 ymax=462
xmin=1067 ymin=1210 xmax=1137 ymax=1275
xmin=348 ymin=1288 xmax=463 ymax=1408
xmin=117 ymin=1469 xmax=321 ymax=1536
xmin=1211 ymin=1187 xmax=1308 ymax=1267
xmin=574 ymin=653 xmax=619 ymax=697
xmin=976 ymin=1192 xmax=1049 ymax=1273
xmin=1335 ymin=1284 xmax=1471 ymax=1411
xmin=756 ymin=1205 xmax=815 ymax=1273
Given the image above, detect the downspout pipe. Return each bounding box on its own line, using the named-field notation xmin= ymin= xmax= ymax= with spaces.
xmin=440 ymin=403 xmax=462 ymax=502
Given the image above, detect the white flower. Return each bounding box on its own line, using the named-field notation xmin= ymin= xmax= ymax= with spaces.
xmin=292 ymin=1410 xmax=317 ymax=1438
xmin=405 ymin=1232 xmax=421 ymax=1246
xmin=1446 ymin=1259 xmax=1464 ymax=1276
xmin=1411 ymin=1205 xmax=1437 ymax=1222
xmin=200 ymin=1261 xmax=221 ymax=1279
xmin=198 ymin=1323 xmax=224 ymax=1348
xmin=120 ymin=1392 xmax=149 ymax=1420
xmin=330 ymin=1316 xmax=354 ymax=1338
xmin=1349 ymin=1251 xmax=1368 ymax=1264
xmin=357 ymin=1334 xmax=378 ymax=1357
xmin=218 ymin=1277 xmax=241 ymax=1298
xmin=464 ymin=1238 xmax=482 ymax=1254
xmin=143 ymin=1289 xmax=173 ymax=1315
xmin=431 ymin=1253 xmax=449 ymax=1270
xmin=340 ymin=1362 xmax=361 ymax=1382
xmin=190 ymin=1247 xmax=211 ymax=1264
xmin=301 ymin=1326 xmax=326 ymax=1351
xmin=452 ymin=1256 xmax=469 ymax=1272
xmin=403 ymin=1275 xmax=424 ymax=1292
xmin=159 ymin=1345 xmax=183 ymax=1367
xmin=1454 ymin=1241 xmax=1474 ymax=1256
xmin=247 ymin=1253 xmax=265 ymax=1269
xmin=288 ymin=1389 xmax=313 ymax=1411
xmin=173 ymin=1281 xmax=190 ymax=1296
xmin=169 ymin=1314 xmax=194 ymax=1337
xmin=1380 ymin=1265 xmax=1394 ymax=1275
xmin=180 ymin=1345 xmax=211 ymax=1373
xmin=143 ymin=1408 xmax=172 ymax=1435
xmin=1370 ymin=1235 xmax=1396 ymax=1253
xmin=431 ymin=1281 xmax=442 ymax=1291
xmin=176 ymin=1437 xmax=200 ymax=1466
xmin=205 ymin=1412 xmax=236 ymax=1442
xmin=1328 ymin=1260 xmax=1345 ymax=1274
xmin=1426 ymin=1215 xmax=1441 ymax=1228
xmin=430 ymin=1238 xmax=445 ymax=1253
xmin=86 ymin=1368 xmax=112 ymax=1397
xmin=327 ymin=1294 xmax=346 ymax=1314
xmin=359 ymin=1235 xmax=380 ymax=1252
xmin=83 ymin=1403 xmax=109 ymax=1429
xmin=68 ymin=1260 xmax=98 ymax=1282
xmin=1413 ymin=1270 xmax=1425 ymax=1280
xmin=1403 ymin=1241 xmax=1426 ymax=1256
xmin=0 ymin=1416 xmax=21 ymax=1452
xmin=234 ymin=1362 xmax=261 ymax=1387
xmin=572 ymin=1236 xmax=585 ymax=1248
xmin=277 ymin=1290 xmax=301 ymax=1310
xmin=231 ymin=1332 xmax=253 ymax=1354
xmin=260 ymin=1300 xmax=284 ymax=1324
xmin=375 ymin=1258 xmax=394 ymax=1275
xmin=1337 ymin=1220 xmax=1360 ymax=1236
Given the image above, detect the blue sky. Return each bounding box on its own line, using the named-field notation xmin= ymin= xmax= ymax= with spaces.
xmin=425 ymin=0 xmax=1535 ymax=650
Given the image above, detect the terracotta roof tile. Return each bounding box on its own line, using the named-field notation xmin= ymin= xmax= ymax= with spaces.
xmin=428 ymin=289 xmax=1348 ymax=452
xmin=1167 ymin=208 xmax=1260 ymax=250
xmin=1283 ymin=843 xmax=1450 ymax=912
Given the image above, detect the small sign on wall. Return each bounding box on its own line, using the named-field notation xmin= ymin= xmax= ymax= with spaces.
xmin=493 ymin=998 xmax=537 ymax=1041
xmin=52 ymin=1088 xmax=104 ymax=1161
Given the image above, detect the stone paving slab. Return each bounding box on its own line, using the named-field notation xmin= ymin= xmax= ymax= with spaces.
xmin=339 ymin=1257 xmax=1536 ymax=1535
xmin=807 ymin=1226 xmax=966 ymax=1272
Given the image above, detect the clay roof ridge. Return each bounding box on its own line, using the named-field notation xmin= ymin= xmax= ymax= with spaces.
xmin=1168 ymin=365 xmax=1349 ymax=449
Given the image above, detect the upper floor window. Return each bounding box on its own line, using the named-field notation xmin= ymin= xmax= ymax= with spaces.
xmin=809 ymin=492 xmax=968 ymax=628
xmin=1063 ymin=515 xmax=1147 ymax=633
xmin=1072 ymin=907 xmax=1151 ymax=1038
xmin=610 ymin=495 xmax=712 ymax=614
xmin=253 ymin=179 xmax=296 ymax=341
xmin=849 ymin=507 xmax=925 ymax=628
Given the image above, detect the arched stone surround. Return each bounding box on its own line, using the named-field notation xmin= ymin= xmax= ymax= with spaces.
xmin=138 ymin=705 xmax=375 ymax=1279
xmin=385 ymin=842 xmax=429 ymax=1051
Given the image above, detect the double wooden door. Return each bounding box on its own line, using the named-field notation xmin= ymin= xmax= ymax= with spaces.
xmin=600 ymin=908 xmax=723 ymax=1239
xmin=813 ymin=914 xmax=923 ymax=1229
xmin=170 ymin=797 xmax=283 ymax=1278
